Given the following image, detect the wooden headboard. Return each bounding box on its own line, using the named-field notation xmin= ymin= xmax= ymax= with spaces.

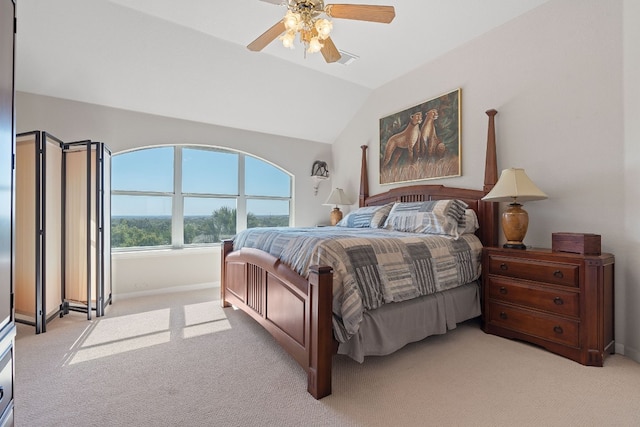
xmin=359 ymin=110 xmax=500 ymax=248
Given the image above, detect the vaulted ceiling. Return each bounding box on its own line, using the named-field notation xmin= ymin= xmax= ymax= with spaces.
xmin=15 ymin=0 xmax=549 ymax=144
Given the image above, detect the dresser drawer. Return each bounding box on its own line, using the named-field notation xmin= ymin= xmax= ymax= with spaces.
xmin=487 ymin=255 xmax=579 ymax=287
xmin=487 ymin=302 xmax=579 ymax=347
xmin=0 ymin=348 xmax=12 ymax=422
xmin=487 ymin=277 xmax=580 ymax=318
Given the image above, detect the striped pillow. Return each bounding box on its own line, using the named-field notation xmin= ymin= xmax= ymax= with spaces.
xmin=458 ymin=209 xmax=479 ymax=235
xmin=336 ymin=203 xmax=394 ymax=228
xmin=383 ymin=199 xmax=468 ymax=237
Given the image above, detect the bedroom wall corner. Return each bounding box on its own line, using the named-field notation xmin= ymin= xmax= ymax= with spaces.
xmin=332 ymin=0 xmax=636 ymax=362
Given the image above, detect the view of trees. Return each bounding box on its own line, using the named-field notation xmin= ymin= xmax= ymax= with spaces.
xmin=112 ymin=206 xmax=289 ymax=248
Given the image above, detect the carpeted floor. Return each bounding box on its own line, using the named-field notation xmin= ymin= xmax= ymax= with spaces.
xmin=13 ymin=288 xmax=640 ymax=426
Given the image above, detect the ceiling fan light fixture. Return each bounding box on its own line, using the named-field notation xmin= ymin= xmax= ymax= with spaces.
xmin=307 ymin=36 xmax=323 ymax=53
xmin=314 ymin=18 xmax=332 ymax=40
xmin=283 ymin=10 xmax=303 ymax=31
xmin=279 ymin=30 xmax=296 ymax=48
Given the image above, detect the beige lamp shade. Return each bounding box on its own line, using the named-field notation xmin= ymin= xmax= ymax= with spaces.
xmin=324 ymin=188 xmax=352 ymax=206
xmin=482 ymin=168 xmax=548 ymax=202
xmin=324 ymin=188 xmax=352 ymax=225
xmin=482 ymin=168 xmax=547 ymax=249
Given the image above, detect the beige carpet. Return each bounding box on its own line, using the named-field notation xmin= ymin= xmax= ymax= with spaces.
xmin=14 ymin=288 xmax=640 ymax=426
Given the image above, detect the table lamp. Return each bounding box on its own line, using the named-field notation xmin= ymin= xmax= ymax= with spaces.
xmin=324 ymin=188 xmax=352 ymax=225
xmin=482 ymin=168 xmax=547 ymax=249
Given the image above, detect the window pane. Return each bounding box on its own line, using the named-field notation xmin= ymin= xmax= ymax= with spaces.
xmin=245 ymin=156 xmax=291 ymax=197
xmin=182 ymin=148 xmax=238 ymax=195
xmin=112 ymin=147 xmax=173 ymax=192
xmin=247 ymin=199 xmax=290 ymax=228
xmin=111 ymin=195 xmax=172 ymax=248
xmin=184 ymin=197 xmax=237 ymax=244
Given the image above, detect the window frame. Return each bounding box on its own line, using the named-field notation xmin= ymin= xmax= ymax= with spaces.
xmin=111 ymin=145 xmax=293 ymax=251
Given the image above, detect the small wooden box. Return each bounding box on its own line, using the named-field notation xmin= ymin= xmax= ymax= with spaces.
xmin=552 ymin=232 xmax=601 ymax=255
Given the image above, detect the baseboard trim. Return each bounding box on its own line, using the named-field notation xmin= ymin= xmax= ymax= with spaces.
xmin=112 ymin=282 xmax=220 ymax=302
xmin=619 ymin=343 xmax=640 ymax=364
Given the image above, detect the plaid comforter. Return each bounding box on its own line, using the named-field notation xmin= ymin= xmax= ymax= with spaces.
xmin=233 ymin=227 xmax=482 ymax=342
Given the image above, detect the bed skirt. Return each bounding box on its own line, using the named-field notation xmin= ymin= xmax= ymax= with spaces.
xmin=337 ymin=281 xmax=481 ymax=363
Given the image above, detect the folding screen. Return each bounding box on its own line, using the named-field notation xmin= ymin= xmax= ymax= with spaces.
xmin=15 ymin=131 xmax=64 ymax=333
xmin=63 ymin=140 xmax=112 ymax=319
xmin=15 ymin=132 xmax=112 ymax=332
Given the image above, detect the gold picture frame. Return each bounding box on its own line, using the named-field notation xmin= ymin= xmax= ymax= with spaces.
xmin=379 ymin=88 xmax=461 ymax=185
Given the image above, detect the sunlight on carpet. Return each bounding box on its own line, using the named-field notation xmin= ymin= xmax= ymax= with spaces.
xmin=67 ymin=301 xmax=231 ymax=364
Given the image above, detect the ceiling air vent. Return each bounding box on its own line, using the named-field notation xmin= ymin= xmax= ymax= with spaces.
xmin=337 ymin=50 xmax=359 ymax=66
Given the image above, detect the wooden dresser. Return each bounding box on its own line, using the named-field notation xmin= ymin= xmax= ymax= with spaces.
xmin=482 ymin=247 xmax=614 ymax=366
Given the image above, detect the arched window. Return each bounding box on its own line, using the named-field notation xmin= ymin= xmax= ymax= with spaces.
xmin=111 ymin=146 xmax=292 ymax=249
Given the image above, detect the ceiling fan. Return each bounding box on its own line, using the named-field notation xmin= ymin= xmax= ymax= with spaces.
xmin=248 ymin=0 xmax=395 ymax=63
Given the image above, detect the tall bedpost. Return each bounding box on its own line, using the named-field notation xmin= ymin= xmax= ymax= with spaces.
xmin=359 ymin=145 xmax=369 ymax=207
xmin=481 ymin=109 xmax=499 ymax=247
xmin=307 ymin=265 xmax=333 ymax=399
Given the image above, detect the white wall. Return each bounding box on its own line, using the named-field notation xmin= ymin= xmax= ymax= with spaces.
xmin=332 ymin=0 xmax=639 ymax=362
xmin=16 ymin=92 xmax=333 ymax=297
xmin=623 ymin=0 xmax=640 ymax=363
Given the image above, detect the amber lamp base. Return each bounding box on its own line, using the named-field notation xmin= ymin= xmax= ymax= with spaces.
xmin=330 ymin=207 xmax=343 ymax=226
xmin=502 ymin=203 xmax=529 ymax=249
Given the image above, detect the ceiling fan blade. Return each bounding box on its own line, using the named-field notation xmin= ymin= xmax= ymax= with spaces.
xmin=320 ymin=37 xmax=341 ymax=63
xmin=325 ymin=4 xmax=395 ymax=23
xmin=247 ymin=21 xmax=286 ymax=52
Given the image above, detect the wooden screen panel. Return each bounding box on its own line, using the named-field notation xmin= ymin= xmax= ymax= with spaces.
xmin=44 ymin=135 xmax=63 ymax=317
xmin=15 ymin=134 xmax=37 ymax=317
xmin=64 ymin=148 xmax=90 ymax=304
xmin=102 ymin=149 xmax=112 ymax=302
xmin=15 ymin=132 xmax=64 ymax=328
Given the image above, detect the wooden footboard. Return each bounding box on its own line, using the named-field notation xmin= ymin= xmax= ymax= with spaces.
xmin=221 ymin=240 xmax=334 ymax=399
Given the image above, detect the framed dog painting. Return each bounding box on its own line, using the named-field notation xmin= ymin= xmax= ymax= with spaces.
xmin=379 ymin=88 xmax=461 ymax=185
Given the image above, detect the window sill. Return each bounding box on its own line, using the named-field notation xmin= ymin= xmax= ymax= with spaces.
xmin=112 ymin=245 xmax=220 ymax=260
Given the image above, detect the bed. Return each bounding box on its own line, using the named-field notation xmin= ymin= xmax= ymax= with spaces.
xmin=221 ymin=110 xmax=500 ymax=399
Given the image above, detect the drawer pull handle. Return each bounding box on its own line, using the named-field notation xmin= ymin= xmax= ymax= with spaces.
xmin=500 ymin=263 xmax=508 ymax=271
xmin=499 ymin=287 xmax=507 ymax=294
xmin=553 ymin=326 xmax=563 ymax=334
xmin=499 ymin=312 xmax=508 ymax=320
xmin=553 ymin=297 xmax=564 ymax=305
xmin=553 ymin=270 xmax=564 ymax=279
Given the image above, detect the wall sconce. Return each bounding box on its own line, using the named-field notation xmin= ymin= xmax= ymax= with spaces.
xmin=311 ymin=160 xmax=329 ymax=195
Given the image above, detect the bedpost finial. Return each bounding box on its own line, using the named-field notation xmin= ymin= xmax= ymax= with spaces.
xmin=486 ymin=109 xmax=497 ymax=117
